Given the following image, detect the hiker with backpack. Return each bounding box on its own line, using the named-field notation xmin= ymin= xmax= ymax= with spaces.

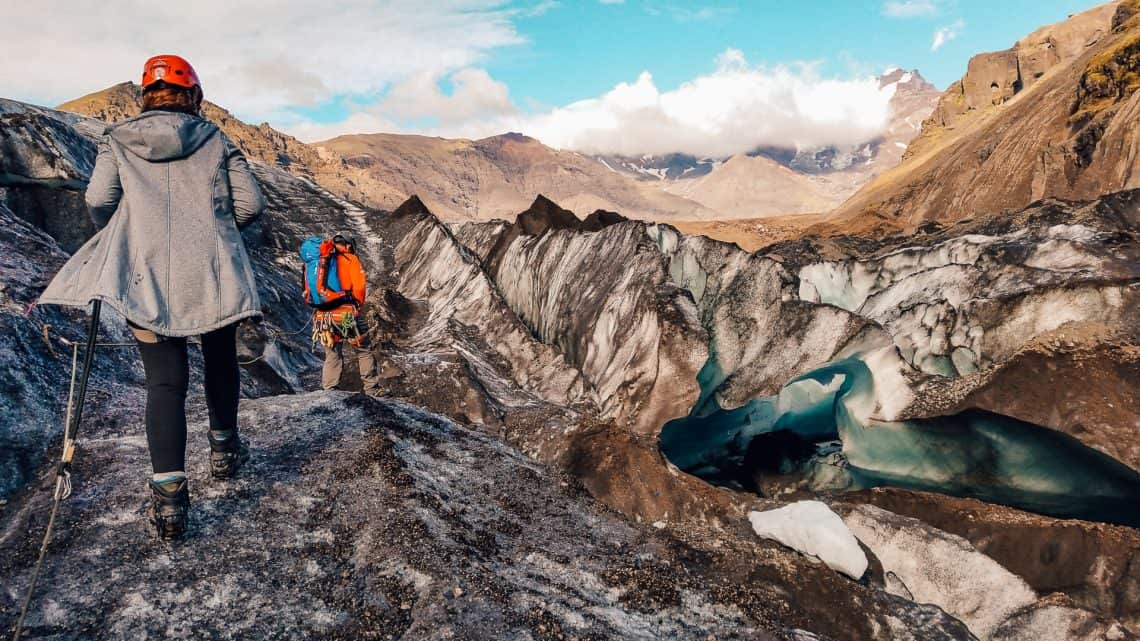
xmin=37 ymin=55 xmax=262 ymax=539
xmin=301 ymin=234 xmax=383 ymax=396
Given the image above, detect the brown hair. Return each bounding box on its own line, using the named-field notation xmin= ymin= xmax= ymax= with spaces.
xmin=141 ymin=84 xmax=203 ymax=116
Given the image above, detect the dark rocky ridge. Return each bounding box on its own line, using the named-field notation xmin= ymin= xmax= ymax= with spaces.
xmin=482 ymin=195 xmax=628 ymax=284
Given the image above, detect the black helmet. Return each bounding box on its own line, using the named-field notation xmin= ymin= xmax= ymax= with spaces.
xmin=332 ymin=234 xmax=355 ymax=253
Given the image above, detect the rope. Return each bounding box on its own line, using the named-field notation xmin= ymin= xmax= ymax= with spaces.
xmin=11 ymin=476 xmax=68 ymax=640
xmin=311 ymin=308 xmax=365 ymax=349
xmin=238 ymin=318 xmax=312 ymax=366
xmin=13 ymin=302 xmax=101 ymax=641
xmin=39 ymin=320 xmax=312 ymax=365
xmin=11 ymin=343 xmax=78 ymax=640
xmin=42 ymin=324 xmax=133 ymax=349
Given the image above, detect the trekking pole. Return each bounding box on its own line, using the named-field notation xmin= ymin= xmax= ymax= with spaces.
xmin=11 ymin=300 xmax=102 ymax=641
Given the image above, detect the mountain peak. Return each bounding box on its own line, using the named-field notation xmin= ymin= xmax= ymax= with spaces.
xmin=836 ymin=0 xmax=1134 ymax=227
xmin=480 ymin=132 xmax=538 ymax=145
xmin=57 ymin=82 xmax=144 ymax=123
xmin=391 ymin=194 xmax=433 ymax=219
xmin=880 ymin=68 xmax=937 ymax=93
xmin=517 ymin=194 xmax=581 ymax=231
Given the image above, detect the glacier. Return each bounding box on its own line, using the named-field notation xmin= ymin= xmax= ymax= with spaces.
xmin=660 ymin=352 xmax=1140 ymax=526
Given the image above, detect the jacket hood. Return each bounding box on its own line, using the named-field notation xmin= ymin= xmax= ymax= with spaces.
xmin=109 ymin=111 xmax=218 ymax=161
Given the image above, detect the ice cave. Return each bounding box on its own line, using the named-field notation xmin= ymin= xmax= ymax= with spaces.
xmin=660 ymin=354 xmax=1140 ymax=527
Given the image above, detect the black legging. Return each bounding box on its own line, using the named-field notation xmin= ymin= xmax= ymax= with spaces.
xmin=135 ymin=324 xmax=240 ymax=474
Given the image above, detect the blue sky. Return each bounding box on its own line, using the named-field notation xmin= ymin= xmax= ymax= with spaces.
xmin=490 ymin=0 xmax=1096 ymax=111
xmin=282 ymin=0 xmax=1102 ymax=147
xmin=1 ymin=0 xmax=1106 ymax=152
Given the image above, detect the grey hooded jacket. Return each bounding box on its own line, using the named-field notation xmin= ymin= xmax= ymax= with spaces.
xmin=38 ymin=110 xmax=265 ymax=336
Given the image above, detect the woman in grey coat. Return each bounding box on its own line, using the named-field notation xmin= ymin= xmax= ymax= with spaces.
xmin=38 ymin=55 xmax=264 ymax=539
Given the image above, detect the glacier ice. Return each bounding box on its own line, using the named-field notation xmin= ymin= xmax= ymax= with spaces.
xmin=843 ymin=504 xmax=1037 ymax=640
xmin=661 ymin=353 xmax=1140 ymax=526
xmin=748 ymin=501 xmax=869 ymax=580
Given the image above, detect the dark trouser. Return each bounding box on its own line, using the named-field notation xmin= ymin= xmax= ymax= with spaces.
xmin=319 ymin=312 xmax=382 ymax=396
xmin=133 ymin=323 xmax=240 ymax=474
xmin=321 ymin=340 xmax=382 ymax=396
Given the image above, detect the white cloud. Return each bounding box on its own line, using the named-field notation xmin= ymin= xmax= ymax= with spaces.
xmin=0 ymin=0 xmax=524 ymax=121
xmin=715 ymin=48 xmax=749 ymax=71
xmin=882 ymin=0 xmax=940 ymax=19
xmin=643 ymin=3 xmax=733 ymax=22
xmin=521 ymin=0 xmax=560 ymax=17
xmin=380 ymin=68 xmax=516 ymax=125
xmin=512 ymin=58 xmax=897 ymax=156
xmin=287 ymin=67 xmax=518 ymax=142
xmin=293 ymin=50 xmax=899 ymax=158
xmin=931 ymin=20 xmax=965 ymax=51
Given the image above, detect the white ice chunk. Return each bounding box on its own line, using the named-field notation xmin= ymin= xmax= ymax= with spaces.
xmin=748 ymin=501 xmax=868 ymax=579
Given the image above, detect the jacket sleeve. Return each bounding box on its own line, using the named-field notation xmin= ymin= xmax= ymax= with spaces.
xmin=84 ymin=135 xmax=122 ymax=228
xmin=223 ymin=137 xmax=266 ymax=229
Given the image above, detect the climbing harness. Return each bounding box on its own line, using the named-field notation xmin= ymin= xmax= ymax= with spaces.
xmin=312 ymin=308 xmax=364 ymax=348
xmin=12 ymin=300 xmax=103 ymax=641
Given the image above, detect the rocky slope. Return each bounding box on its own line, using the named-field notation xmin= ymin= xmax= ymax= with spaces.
xmin=833 ymin=1 xmax=1140 ymax=228
xmin=1 ymin=391 xmax=821 ymax=641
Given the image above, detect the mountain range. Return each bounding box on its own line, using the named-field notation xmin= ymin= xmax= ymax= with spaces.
xmin=53 ymin=1 xmax=1140 ymax=235
xmin=596 ymin=68 xmax=941 ymax=218
xmin=58 ymin=68 xmax=939 ymax=223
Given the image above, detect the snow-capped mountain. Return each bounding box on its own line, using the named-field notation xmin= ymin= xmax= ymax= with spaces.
xmin=591 ymin=69 xmax=942 ymax=219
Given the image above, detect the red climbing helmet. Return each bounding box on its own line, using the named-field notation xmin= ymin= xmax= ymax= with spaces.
xmin=141 ymin=55 xmax=201 ymax=90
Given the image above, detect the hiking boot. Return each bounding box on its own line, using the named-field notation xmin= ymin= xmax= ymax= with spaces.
xmin=208 ymin=430 xmax=250 ymax=479
xmin=149 ymin=478 xmax=189 ymax=540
